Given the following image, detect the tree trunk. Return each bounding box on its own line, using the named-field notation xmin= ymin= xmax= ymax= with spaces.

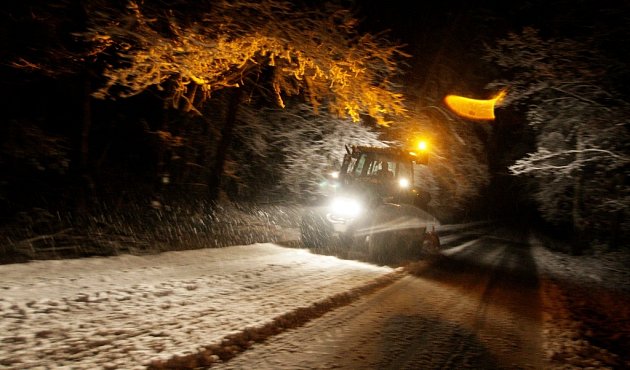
xmin=153 ymin=100 xmax=171 ymax=204
xmin=571 ymin=126 xmax=586 ymax=255
xmin=75 ymin=1 xmax=94 ymax=215
xmin=208 ymin=89 xmax=241 ymax=201
xmin=77 ymin=75 xmax=95 ymax=214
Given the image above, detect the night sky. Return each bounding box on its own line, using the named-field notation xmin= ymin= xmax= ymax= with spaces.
xmin=357 ymin=0 xmax=629 ymax=91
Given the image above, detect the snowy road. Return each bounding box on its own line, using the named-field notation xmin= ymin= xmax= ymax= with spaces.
xmin=2 ymin=226 xmax=628 ymax=369
xmin=215 ymin=231 xmax=545 ymax=369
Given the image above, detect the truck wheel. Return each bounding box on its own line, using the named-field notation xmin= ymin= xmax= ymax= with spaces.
xmin=423 ymin=228 xmax=441 ymax=253
xmin=300 ymin=211 xmax=332 ymax=249
xmin=367 ymin=231 xmax=397 ymax=264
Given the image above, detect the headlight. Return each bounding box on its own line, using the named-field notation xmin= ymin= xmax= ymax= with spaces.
xmin=329 ymin=196 xmax=362 ymax=218
xmin=398 ymin=178 xmax=410 ymax=188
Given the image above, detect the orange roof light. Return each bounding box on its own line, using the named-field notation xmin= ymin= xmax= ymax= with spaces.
xmin=417 ymin=140 xmax=428 ymax=151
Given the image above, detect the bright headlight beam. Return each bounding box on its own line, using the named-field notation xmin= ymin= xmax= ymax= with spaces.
xmin=398 ymin=178 xmax=410 ymax=188
xmin=330 ymin=197 xmax=361 ymax=218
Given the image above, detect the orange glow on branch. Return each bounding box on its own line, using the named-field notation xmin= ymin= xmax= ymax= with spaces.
xmin=444 ymin=90 xmax=506 ymax=120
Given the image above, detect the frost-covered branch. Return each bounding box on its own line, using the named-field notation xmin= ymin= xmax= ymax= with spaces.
xmin=550 ymin=86 xmax=612 ymax=111
xmin=510 ymin=148 xmax=629 ymax=175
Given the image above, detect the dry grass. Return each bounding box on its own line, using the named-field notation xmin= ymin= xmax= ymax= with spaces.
xmin=0 ymin=202 xmax=303 ymax=264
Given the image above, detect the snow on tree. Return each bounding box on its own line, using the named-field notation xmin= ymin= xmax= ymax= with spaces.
xmin=485 ymin=27 xmax=630 ymax=249
xmin=83 ymin=0 xmax=408 ymax=125
xmin=77 ymin=0 xmax=409 ymax=200
xmin=264 ymin=103 xmax=385 ymax=199
xmin=140 ymin=99 xmax=385 ymax=202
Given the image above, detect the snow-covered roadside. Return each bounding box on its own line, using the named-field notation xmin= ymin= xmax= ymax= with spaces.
xmin=0 ymin=243 xmax=399 ymax=369
xmin=530 ymin=234 xmax=630 ymax=369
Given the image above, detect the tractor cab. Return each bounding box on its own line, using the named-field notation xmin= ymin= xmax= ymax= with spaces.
xmin=334 ymin=145 xmax=430 ymax=208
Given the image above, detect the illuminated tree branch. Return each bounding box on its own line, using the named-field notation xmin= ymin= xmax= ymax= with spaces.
xmin=84 ymin=0 xmax=409 ymax=124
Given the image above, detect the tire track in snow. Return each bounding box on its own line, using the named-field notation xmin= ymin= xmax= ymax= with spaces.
xmin=147 ymin=269 xmax=406 ymax=369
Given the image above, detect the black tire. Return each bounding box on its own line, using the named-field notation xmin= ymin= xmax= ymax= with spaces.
xmin=300 ymin=211 xmax=332 ymax=249
xmin=423 ymin=229 xmax=441 ymax=253
xmin=369 ymin=227 xmax=428 ymax=264
xmin=367 ymin=230 xmax=397 ymax=264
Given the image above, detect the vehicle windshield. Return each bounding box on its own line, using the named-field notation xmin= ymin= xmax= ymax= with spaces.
xmin=348 ymin=153 xmax=412 ymax=180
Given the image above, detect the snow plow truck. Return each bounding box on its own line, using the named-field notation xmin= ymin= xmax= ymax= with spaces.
xmin=300 ymin=144 xmax=440 ymax=263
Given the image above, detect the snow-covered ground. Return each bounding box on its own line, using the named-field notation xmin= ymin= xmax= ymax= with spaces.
xmin=0 ymin=243 xmax=399 ymax=369
xmin=0 ymin=233 xmax=628 ymax=369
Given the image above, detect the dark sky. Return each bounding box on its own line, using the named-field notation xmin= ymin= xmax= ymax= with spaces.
xmin=353 ymin=1 xmax=507 ymax=95
xmin=356 ymin=0 xmax=629 ymax=41
xmin=353 ymin=0 xmax=629 ymax=93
